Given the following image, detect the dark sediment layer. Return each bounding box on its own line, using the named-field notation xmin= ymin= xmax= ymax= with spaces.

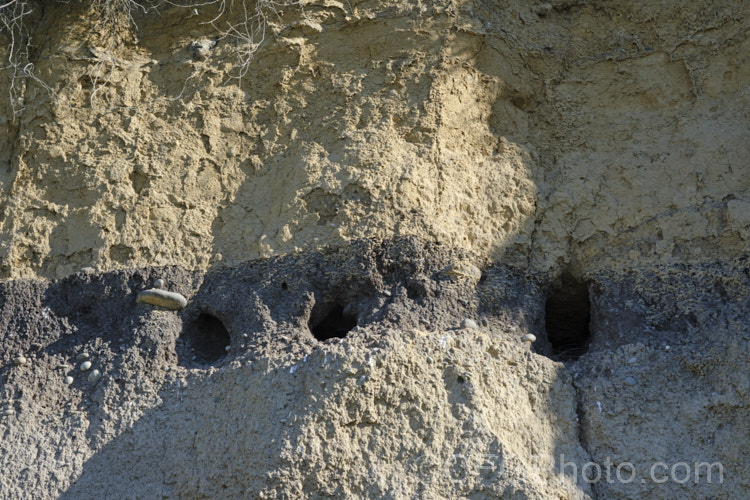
xmin=1 ymin=240 xmax=748 ymax=498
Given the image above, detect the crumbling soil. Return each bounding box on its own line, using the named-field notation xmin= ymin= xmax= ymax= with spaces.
xmin=1 ymin=0 xmax=749 ymax=498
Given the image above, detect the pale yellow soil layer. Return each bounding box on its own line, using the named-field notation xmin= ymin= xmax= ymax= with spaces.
xmin=0 ymin=0 xmax=748 ymax=279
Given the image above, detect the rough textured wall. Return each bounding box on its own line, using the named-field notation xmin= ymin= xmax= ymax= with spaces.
xmin=0 ymin=0 xmax=749 ymax=499
xmin=1 ymin=0 xmax=746 ymax=279
xmin=0 ymin=0 xmax=538 ymax=278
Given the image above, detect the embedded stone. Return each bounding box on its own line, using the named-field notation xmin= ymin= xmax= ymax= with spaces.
xmin=460 ymin=319 xmax=478 ymax=329
xmin=442 ymin=262 xmax=482 ymax=282
xmin=522 ymin=334 xmax=536 ymax=343
xmin=137 ymin=289 xmax=188 ymax=310
xmin=88 ymin=370 xmax=101 ymax=384
xmin=80 ymin=361 xmax=92 ymax=372
xmin=190 ymin=39 xmax=217 ymax=60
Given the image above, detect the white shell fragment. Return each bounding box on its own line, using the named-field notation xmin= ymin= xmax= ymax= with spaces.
xmin=440 ymin=334 xmax=451 ymax=349
xmin=80 ymin=361 xmax=92 ymax=372
xmin=87 ymin=369 xmax=101 ymax=383
xmin=137 ymin=289 xmax=188 ymax=310
xmin=522 ymin=334 xmax=536 ymax=343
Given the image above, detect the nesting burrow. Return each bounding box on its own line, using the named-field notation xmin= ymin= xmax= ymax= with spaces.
xmin=309 ymin=301 xmax=357 ymax=342
xmin=178 ymin=312 xmax=230 ymax=367
xmin=544 ymin=273 xmax=591 ymax=360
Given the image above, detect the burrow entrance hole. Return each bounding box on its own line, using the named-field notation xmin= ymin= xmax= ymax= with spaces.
xmin=178 ymin=313 xmax=230 ymax=367
xmin=545 ymin=273 xmax=591 ymax=361
xmin=309 ymin=302 xmax=357 ymax=342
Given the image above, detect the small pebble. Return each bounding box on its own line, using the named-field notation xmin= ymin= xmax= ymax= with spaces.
xmin=522 ymin=334 xmax=536 ymax=343
xmin=80 ymin=361 xmax=92 ymax=372
xmin=480 ymin=318 xmax=489 ymax=327
xmin=13 ymin=356 xmax=26 ymax=366
xmin=627 ymin=357 xmax=638 ymax=364
xmin=137 ymin=289 xmax=188 ymax=310
xmin=76 ymin=352 xmax=90 ymax=361
xmin=225 ymin=345 xmax=231 ymax=352
xmin=443 ymin=262 xmax=482 ymax=282
xmin=536 ymin=3 xmax=553 ymax=16
xmin=345 ymin=368 xmax=358 ymax=376
xmin=190 ymin=39 xmax=216 ymax=60
xmin=87 ymin=370 xmax=101 ymax=383
xmin=64 ymin=376 xmax=74 ymax=385
xmin=1 ymin=409 xmax=13 ymax=417
xmin=460 ymin=319 xmax=478 ymax=329
xmin=81 ymin=267 xmax=95 ymax=274
xmin=154 ymin=278 xmax=165 ymax=289
xmin=624 ymin=376 xmax=638 ymax=386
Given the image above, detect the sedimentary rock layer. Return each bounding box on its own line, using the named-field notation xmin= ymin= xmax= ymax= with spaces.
xmin=0 ymin=240 xmax=748 ymax=498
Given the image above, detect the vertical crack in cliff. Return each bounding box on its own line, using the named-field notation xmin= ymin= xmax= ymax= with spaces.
xmin=571 ymin=375 xmax=599 ymax=500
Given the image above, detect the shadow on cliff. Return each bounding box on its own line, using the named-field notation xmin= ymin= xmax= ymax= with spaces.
xmin=1 ymin=239 xmax=593 ymax=498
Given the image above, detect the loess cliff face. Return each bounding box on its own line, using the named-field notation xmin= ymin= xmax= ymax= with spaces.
xmin=0 ymin=0 xmax=749 ymax=499
xmin=0 ymin=0 xmax=747 ymax=279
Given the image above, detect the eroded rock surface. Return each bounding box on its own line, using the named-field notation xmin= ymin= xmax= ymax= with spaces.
xmin=1 ymin=0 xmax=749 ymax=498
